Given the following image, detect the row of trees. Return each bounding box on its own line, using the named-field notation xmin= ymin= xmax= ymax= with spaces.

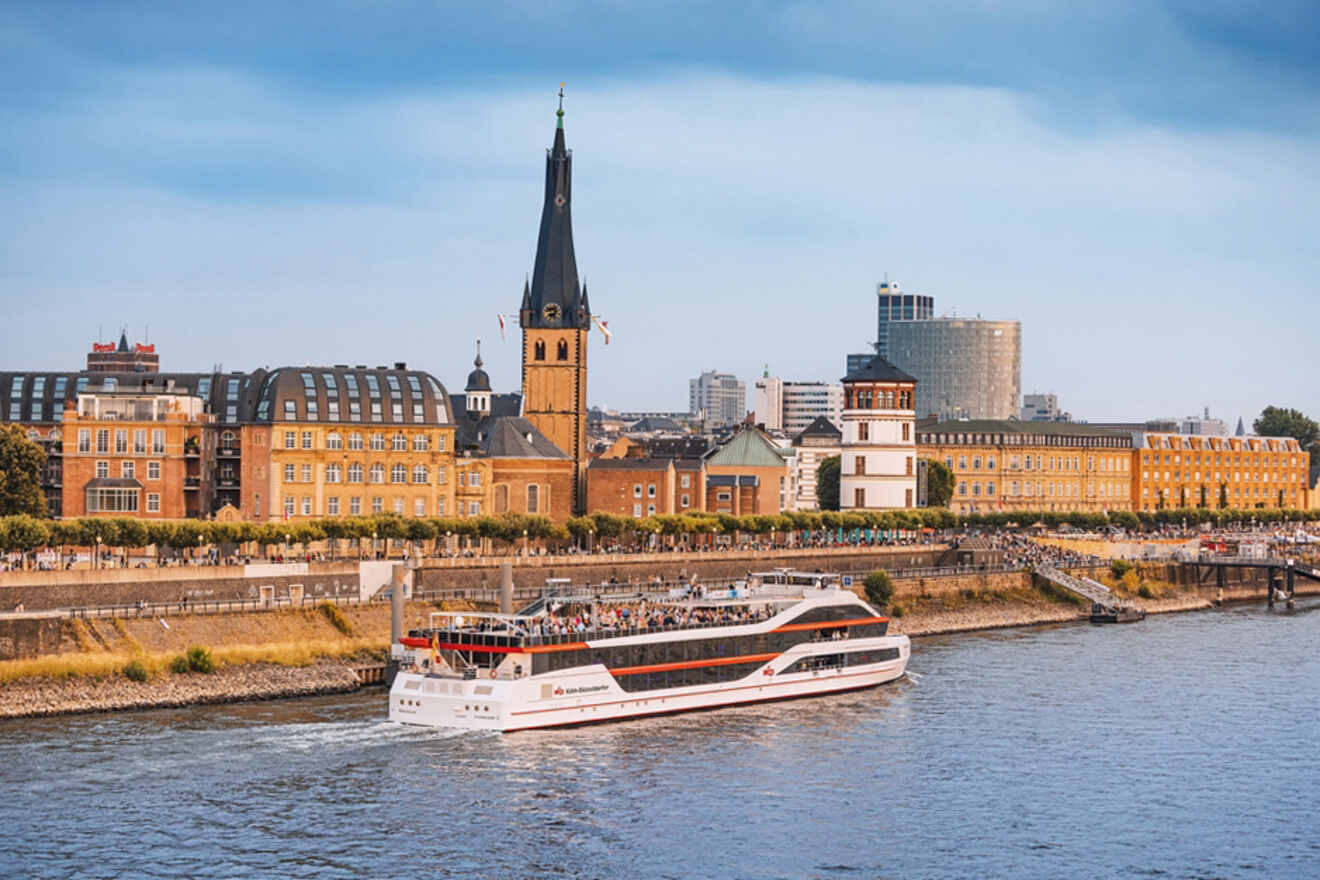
xmin=0 ymin=506 xmax=1315 ymax=555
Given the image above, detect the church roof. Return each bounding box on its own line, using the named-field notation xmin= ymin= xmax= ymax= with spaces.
xmin=842 ymin=356 xmax=916 ymax=383
xmin=464 ymin=342 xmax=490 ymax=392
xmin=522 ymin=89 xmax=588 ymax=331
xmin=457 ymin=415 xmax=569 ymax=459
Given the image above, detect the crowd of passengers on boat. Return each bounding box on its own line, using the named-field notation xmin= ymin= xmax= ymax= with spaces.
xmin=529 ymin=603 xmax=776 ymax=636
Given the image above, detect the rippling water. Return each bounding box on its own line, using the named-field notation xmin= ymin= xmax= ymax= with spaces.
xmin=3 ymin=602 xmax=1319 ymax=879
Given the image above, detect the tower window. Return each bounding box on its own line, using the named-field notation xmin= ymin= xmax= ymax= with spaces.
xmin=534 ymin=340 xmax=546 ymax=361
xmin=556 ymin=339 xmax=569 ymax=361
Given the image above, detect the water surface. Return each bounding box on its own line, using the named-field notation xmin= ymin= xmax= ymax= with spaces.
xmin=3 ymin=602 xmax=1318 ymax=879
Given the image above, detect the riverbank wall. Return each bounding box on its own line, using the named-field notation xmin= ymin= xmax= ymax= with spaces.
xmin=0 ymin=545 xmax=945 ymax=614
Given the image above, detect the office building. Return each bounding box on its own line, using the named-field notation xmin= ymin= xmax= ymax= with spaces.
xmin=689 ymin=370 xmax=746 ymax=427
xmin=874 ymin=280 xmax=934 ymax=359
xmin=1021 ymin=393 xmax=1070 ymax=423
xmin=754 ymin=375 xmax=844 ymax=435
xmin=887 ymin=317 xmax=1021 ymax=421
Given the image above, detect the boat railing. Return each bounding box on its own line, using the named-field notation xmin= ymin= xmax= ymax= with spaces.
xmin=424 ymin=612 xmax=781 ymax=649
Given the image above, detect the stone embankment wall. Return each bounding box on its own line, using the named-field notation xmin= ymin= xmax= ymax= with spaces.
xmin=0 ymin=564 xmax=361 ymax=613
xmin=0 ymin=546 xmax=944 ymax=612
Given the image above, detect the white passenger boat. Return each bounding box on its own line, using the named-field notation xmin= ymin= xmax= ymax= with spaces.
xmin=388 ymin=571 xmax=909 ymax=732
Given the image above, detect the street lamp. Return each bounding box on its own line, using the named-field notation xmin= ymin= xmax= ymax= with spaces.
xmin=94 ymin=534 xmax=101 ymax=571
xmin=197 ymin=534 xmax=204 ymax=566
xmin=371 ymin=529 xmax=378 ymax=559
xmin=522 ymin=529 xmax=529 ymax=556
xmin=588 ymin=527 xmax=594 ymax=555
xmin=445 ymin=530 xmax=452 ymax=557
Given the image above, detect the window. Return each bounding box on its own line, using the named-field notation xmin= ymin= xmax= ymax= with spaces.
xmin=716 ymin=491 xmax=731 ymax=502
xmin=412 ymin=402 xmax=424 ymax=421
xmin=527 ymin=484 xmax=539 ymax=513
xmin=534 ymin=340 xmax=546 ymax=360
xmin=647 ymin=503 xmax=656 ymax=515
xmin=972 ymin=455 xmax=982 ymax=470
xmin=648 ymin=484 xmax=656 ymax=498
xmin=436 ymin=466 xmax=447 ymax=484
xmin=284 ymin=431 xmax=296 ymax=449
xmin=413 ymin=434 xmax=429 ymax=451
xmin=301 ymin=496 xmax=312 ymax=516
xmin=327 ymin=432 xmax=342 ymax=450
xmin=854 ymin=487 xmax=865 ymax=507
xmin=348 ymin=463 xmax=363 ymax=483
xmin=87 ymin=487 xmax=138 ymax=513
xmin=469 ymin=471 xmax=481 ymax=487
xmin=458 ymin=471 xmax=466 ymax=487
xmin=301 ymin=431 xmax=313 ymax=450
xmin=121 ymin=461 xmax=135 ymax=479
xmin=96 ymin=429 xmax=109 ymax=453
xmin=370 ymin=433 xmax=385 ymax=451
xmin=328 ymin=496 xmax=340 ymax=515
xmin=435 ymin=435 xmax=447 ymax=452
xmin=972 ymin=482 xmax=981 ymax=497
xmin=391 ymin=464 xmax=406 ymax=483
xmin=392 ymin=433 xmax=406 ymax=451
xmin=349 ymin=496 xmax=361 ymax=515
xmin=633 ymin=503 xmax=643 ymax=517
xmin=855 ymin=455 xmax=866 ymax=475
xmin=372 ymin=496 xmax=383 ymax=514
xmin=392 ymin=403 xmax=404 ymax=421
xmin=634 ymin=484 xmax=642 ymax=498
xmin=300 ymin=464 xmax=312 ymax=483
xmin=468 ymin=501 xmax=480 ymax=516
xmin=901 ymin=422 xmax=910 ymax=442
xmin=958 ymin=482 xmax=967 ymax=496
xmin=987 ymin=456 xmax=996 ymax=470
xmin=681 ymin=494 xmax=690 ymax=508
xmin=414 ymin=498 xmax=426 ymax=516
xmin=412 ymin=465 xmax=428 ymax=483
xmin=78 ymin=429 xmax=90 ymax=453
xmin=958 ymin=455 xmax=968 ymax=469
xmin=284 ymin=400 xmax=297 ymax=419
xmin=370 ymin=463 xmax=385 ymax=483
xmin=96 ymin=460 xmax=109 ymax=478
xmin=905 ymin=457 xmax=913 ymax=475
xmin=284 ymin=463 xmax=295 ymax=482
xmin=147 ymin=461 xmax=160 ymax=480
xmin=114 ymin=430 xmax=127 ymax=454
xmin=858 ymin=422 xmax=869 ymax=441
xmin=132 ymin=429 xmax=146 ymax=454
xmin=348 ymin=432 xmax=363 ymax=450
xmin=152 ymin=429 xmax=165 ymax=454
xmin=146 ymin=493 xmax=160 ymax=513
xmin=436 ymin=498 xmax=446 ymax=515
xmin=987 ymin=482 xmax=996 ymax=496
xmin=284 ymin=495 xmax=295 ymax=517
xmin=680 ymin=474 xmax=690 ymax=489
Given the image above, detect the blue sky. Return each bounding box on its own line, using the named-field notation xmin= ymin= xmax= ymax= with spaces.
xmin=2 ymin=1 xmax=1317 ymax=424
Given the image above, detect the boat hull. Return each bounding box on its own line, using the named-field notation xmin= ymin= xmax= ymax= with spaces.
xmin=390 ymin=636 xmax=909 ymax=732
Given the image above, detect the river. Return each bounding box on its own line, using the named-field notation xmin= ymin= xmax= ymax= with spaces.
xmin=3 ymin=601 xmax=1318 ymax=879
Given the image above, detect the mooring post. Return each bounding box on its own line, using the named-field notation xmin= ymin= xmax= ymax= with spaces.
xmin=500 ymin=562 xmax=513 ymax=615
xmin=1267 ymin=567 xmax=1275 ymax=608
xmin=390 ymin=563 xmax=404 ymax=645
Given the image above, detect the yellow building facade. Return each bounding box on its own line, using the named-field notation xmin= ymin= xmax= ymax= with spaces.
xmin=1132 ymin=432 xmax=1309 ymax=511
xmin=916 ymin=420 xmax=1133 ymax=515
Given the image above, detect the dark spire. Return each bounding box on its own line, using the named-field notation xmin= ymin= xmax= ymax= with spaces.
xmin=523 ymin=84 xmax=585 ymax=329
xmin=117 ymin=329 xmax=129 ymax=352
xmin=579 ymin=280 xmax=590 ymax=324
xmin=520 ymin=277 xmax=531 ymax=312
xmin=466 ymin=339 xmax=491 ymax=393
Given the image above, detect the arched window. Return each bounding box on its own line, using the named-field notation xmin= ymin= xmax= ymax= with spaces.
xmin=347 ymin=463 xmax=364 ymax=483
xmin=534 ymin=340 xmax=546 ymax=360
xmin=325 ymin=464 xmax=342 ymax=483
xmin=413 ymin=434 xmax=429 ymax=451
xmin=327 ymin=432 xmax=342 ymax=450
xmin=220 ymin=430 xmax=236 ymax=445
xmin=391 ymin=432 xmax=406 ymax=451
xmin=556 ymin=339 xmax=568 ymax=360
xmin=390 ymin=464 xmax=406 ymax=484
xmin=48 ymin=428 xmax=61 ymax=441
xmin=370 ymin=433 xmax=385 ymax=451
xmin=369 ymin=463 xmax=385 ymax=483
xmin=27 ymin=429 xmax=40 ymax=441
xmin=412 ymin=465 xmax=428 ymax=484
xmin=348 ymin=432 xmax=363 ymax=450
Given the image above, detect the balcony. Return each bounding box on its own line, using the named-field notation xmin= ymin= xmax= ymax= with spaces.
xmin=217 ymin=478 xmax=239 ymax=489
xmin=217 ymin=446 xmax=241 ymax=458
xmin=184 ymin=476 xmax=201 ymax=490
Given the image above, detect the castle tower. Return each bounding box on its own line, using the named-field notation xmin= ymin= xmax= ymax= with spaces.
xmin=521 ymin=88 xmax=589 ymax=513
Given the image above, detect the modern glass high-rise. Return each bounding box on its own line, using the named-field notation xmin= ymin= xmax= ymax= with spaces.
xmin=875 ymin=281 xmax=934 ymax=358
xmin=886 ymin=318 xmax=1021 ymax=421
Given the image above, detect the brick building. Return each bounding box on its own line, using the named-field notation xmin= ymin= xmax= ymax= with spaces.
xmin=840 ymin=357 xmax=918 ymax=510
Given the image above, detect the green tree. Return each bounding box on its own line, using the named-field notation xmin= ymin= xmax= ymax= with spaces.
xmin=1254 ymin=406 xmax=1319 ymax=455
xmin=862 ymin=569 xmax=894 ymax=610
xmin=816 ymin=455 xmax=841 ymax=511
xmin=924 ymin=458 xmax=955 ymax=507
xmin=0 ymin=425 xmax=47 ymax=516
xmin=1218 ymin=482 xmax=1228 ymax=509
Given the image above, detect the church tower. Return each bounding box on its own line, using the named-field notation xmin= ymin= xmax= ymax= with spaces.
xmin=521 ymin=88 xmax=590 ymax=513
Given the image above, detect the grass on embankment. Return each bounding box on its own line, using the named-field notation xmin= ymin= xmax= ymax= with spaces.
xmin=0 ymin=637 xmax=386 ymax=683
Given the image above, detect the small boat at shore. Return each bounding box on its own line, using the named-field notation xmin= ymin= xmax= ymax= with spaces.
xmin=1090 ymin=602 xmax=1146 ymax=624
xmin=389 ymin=571 xmax=909 ymax=732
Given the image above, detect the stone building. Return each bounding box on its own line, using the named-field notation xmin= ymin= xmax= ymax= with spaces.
xmin=791 ymin=416 xmax=842 ymax=510
xmin=1132 ymin=432 xmax=1310 ymax=512
xmin=839 ymin=357 xmax=918 ymax=510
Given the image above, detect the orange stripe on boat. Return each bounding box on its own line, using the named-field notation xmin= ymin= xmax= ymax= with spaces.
xmin=771 ymin=615 xmax=888 ymax=634
xmin=609 ymin=652 xmax=780 ymax=677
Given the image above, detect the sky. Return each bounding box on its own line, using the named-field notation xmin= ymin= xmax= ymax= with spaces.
xmin=2 ymin=1 xmax=1317 ymax=425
